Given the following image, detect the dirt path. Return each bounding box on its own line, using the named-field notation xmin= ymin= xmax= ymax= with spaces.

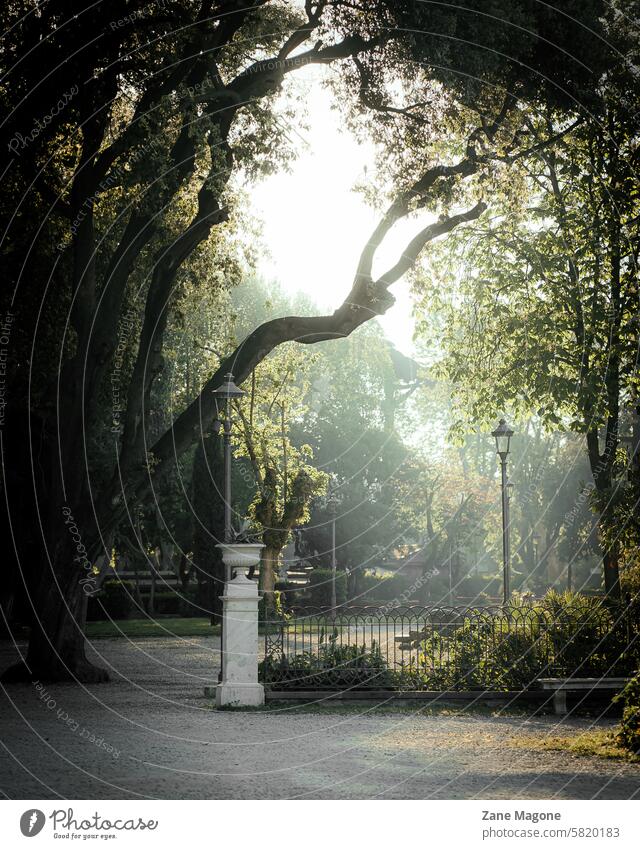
xmin=1 ymin=637 xmax=638 ymax=800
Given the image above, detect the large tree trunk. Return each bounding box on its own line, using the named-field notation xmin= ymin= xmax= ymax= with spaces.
xmin=601 ymin=536 xmax=621 ymax=597
xmin=2 ymin=410 xmax=110 ymax=683
xmin=259 ymin=546 xmax=280 ymax=613
xmin=586 ymin=429 xmax=622 ymax=599
xmin=2 ymin=538 xmax=108 ymax=683
xmin=192 ymin=430 xmax=225 ymax=622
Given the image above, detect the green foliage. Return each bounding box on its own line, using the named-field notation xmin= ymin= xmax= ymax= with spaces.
xmin=614 ymin=673 xmax=640 ymax=755
xmin=148 ymin=592 xmax=183 ymax=616
xmin=305 ymin=570 xmax=347 ymax=607
xmin=411 ymin=19 xmax=640 ymax=590
xmin=98 ymin=580 xmax=134 ymax=621
xmin=414 ymin=618 xmax=544 ymax=690
xmin=411 ymin=591 xmax=634 ymax=690
xmin=456 ymin=575 xmax=500 ymax=601
xmin=263 ymin=591 xmax=637 ymax=692
xmin=621 ymin=561 xmax=640 ymax=642
xmin=358 ymin=573 xmax=412 ymax=602
xmin=261 ymin=638 xmax=395 ymax=690
xmin=387 ymin=0 xmax=609 ymax=111
xmin=85 ymin=618 xmax=219 ymax=639
xmin=540 ymin=591 xmax=627 ymax=676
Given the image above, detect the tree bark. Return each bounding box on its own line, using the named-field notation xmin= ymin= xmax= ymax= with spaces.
xmin=259 ymin=546 xmax=280 ymax=613
xmin=3 ymin=536 xmax=108 ymax=683
xmin=586 ymin=429 xmax=621 ymax=598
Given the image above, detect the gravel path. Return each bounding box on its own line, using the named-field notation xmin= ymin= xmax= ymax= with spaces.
xmin=1 ymin=637 xmax=638 ymax=800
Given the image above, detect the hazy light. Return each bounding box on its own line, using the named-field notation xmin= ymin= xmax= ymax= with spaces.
xmin=248 ymin=67 xmax=423 ymax=355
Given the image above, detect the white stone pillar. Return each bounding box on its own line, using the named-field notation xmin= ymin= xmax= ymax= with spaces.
xmin=209 ymin=543 xmax=265 ymax=708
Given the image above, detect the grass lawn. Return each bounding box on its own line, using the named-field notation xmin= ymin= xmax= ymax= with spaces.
xmin=85 ymin=618 xmax=220 ymax=639
xmin=84 ymin=618 xmax=308 ymax=639
xmin=510 ymin=729 xmax=640 ymax=763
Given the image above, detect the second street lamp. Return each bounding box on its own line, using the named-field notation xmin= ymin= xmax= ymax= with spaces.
xmin=327 ymin=491 xmax=339 ymax=611
xmin=211 ymin=373 xmax=245 ymax=572
xmin=492 ymin=418 xmax=514 ymax=606
xmin=211 ymin=372 xmax=245 ymax=686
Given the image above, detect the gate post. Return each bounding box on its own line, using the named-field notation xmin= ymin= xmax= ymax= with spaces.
xmin=207 ymin=543 xmax=265 ymax=708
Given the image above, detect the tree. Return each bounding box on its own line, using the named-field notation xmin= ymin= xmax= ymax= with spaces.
xmin=234 ymin=346 xmax=328 ymax=606
xmin=413 ymin=9 xmax=640 ymax=594
xmin=1 ymin=1 xmax=611 ymax=681
xmin=2 ymin=0 xmax=389 ymax=681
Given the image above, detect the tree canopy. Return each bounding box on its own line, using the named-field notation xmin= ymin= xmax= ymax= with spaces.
xmin=0 ymin=0 xmax=629 ymax=681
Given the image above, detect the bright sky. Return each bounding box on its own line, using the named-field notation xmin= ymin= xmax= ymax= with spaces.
xmin=249 ymin=66 xmax=421 ymax=356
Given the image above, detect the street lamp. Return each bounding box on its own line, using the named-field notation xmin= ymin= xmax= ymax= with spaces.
xmin=327 ymin=491 xmax=339 ymax=611
xmin=211 ymin=372 xmax=245 ymax=548
xmin=492 ymin=418 xmax=514 ymax=605
xmin=211 ymin=373 xmax=245 ymax=685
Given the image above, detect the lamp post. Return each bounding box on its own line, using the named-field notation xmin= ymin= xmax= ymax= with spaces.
xmin=211 ymin=373 xmax=245 ymax=685
xmin=492 ymin=418 xmax=514 ymax=606
xmin=327 ymin=492 xmax=338 ymax=611
xmin=211 ymin=372 xmax=245 ymax=575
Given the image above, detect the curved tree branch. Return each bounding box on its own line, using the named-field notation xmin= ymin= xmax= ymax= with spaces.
xmin=126 ymin=196 xmax=486 ymax=502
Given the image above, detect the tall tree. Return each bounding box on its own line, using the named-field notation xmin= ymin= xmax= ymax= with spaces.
xmin=412 ymin=10 xmax=640 ymax=594
xmin=1 ymin=1 xmax=610 ymax=680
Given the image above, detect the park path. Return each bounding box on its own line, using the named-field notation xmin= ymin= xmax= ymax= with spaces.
xmin=1 ymin=636 xmax=638 ymax=800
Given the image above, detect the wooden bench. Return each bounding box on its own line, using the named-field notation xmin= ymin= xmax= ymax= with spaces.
xmin=537 ymin=677 xmax=630 ymax=715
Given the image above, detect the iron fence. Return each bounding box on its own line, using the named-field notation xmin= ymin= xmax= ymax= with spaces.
xmin=261 ymin=603 xmax=636 ymax=691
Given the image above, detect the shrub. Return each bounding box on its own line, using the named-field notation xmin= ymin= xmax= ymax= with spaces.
xmin=376 ymin=574 xmax=412 ymax=601
xmin=274 ymin=580 xmax=303 ymax=609
xmin=98 ymin=579 xmax=134 ymax=620
xmin=150 ymin=591 xmax=182 ymax=615
xmin=456 ymin=574 xmax=501 ymax=600
xmin=408 ymin=591 xmax=633 ymax=690
xmin=356 ymin=572 xmax=413 ymax=603
xmin=614 ymin=672 xmax=640 ymax=754
xmin=539 ymin=590 xmax=630 ymax=676
xmin=178 ymin=586 xmax=200 ymax=617
xmin=415 ymin=618 xmax=543 ymax=691
xmin=261 ymin=636 xmax=395 ymax=690
xmin=355 ymin=571 xmax=383 ymax=598
xmin=621 ymin=561 xmax=640 ymax=642
xmin=305 ymin=569 xmax=347 ymax=607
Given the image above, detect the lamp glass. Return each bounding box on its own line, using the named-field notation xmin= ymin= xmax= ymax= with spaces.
xmin=491 ymin=418 xmax=514 ymax=456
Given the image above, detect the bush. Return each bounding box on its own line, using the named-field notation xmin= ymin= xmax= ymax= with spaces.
xmin=409 ymin=590 xmax=635 ymax=691
xmin=456 ymin=574 xmax=501 ymax=600
xmin=274 ymin=580 xmax=303 ymax=609
xmin=614 ymin=672 xmax=640 ymax=754
xmin=355 ymin=571 xmax=383 ymax=598
xmin=179 ymin=586 xmax=200 ymax=617
xmin=261 ymin=637 xmax=395 ymax=690
xmin=149 ymin=591 xmax=182 ymax=615
xmin=305 ymin=569 xmax=347 ymax=606
xmin=375 ymin=574 xmax=412 ymax=601
xmin=415 ymin=619 xmax=543 ymax=691
xmin=539 ymin=590 xmax=630 ymax=676
xmin=98 ymin=579 xmax=134 ymax=620
xmin=621 ymin=561 xmax=640 ymax=642
xmin=356 ymin=572 xmax=412 ymax=603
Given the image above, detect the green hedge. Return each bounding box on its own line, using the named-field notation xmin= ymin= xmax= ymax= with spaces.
xmin=98 ymin=579 xmax=134 ymax=620
xmin=89 ymin=583 xmax=200 ymax=620
xmin=357 ymin=572 xmax=412 ymax=602
xmin=615 ymin=673 xmax=640 ymax=754
xmin=261 ymin=640 xmax=396 ymax=689
xmin=263 ymin=591 xmax=636 ymax=692
xmin=305 ymin=569 xmax=347 ymax=606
